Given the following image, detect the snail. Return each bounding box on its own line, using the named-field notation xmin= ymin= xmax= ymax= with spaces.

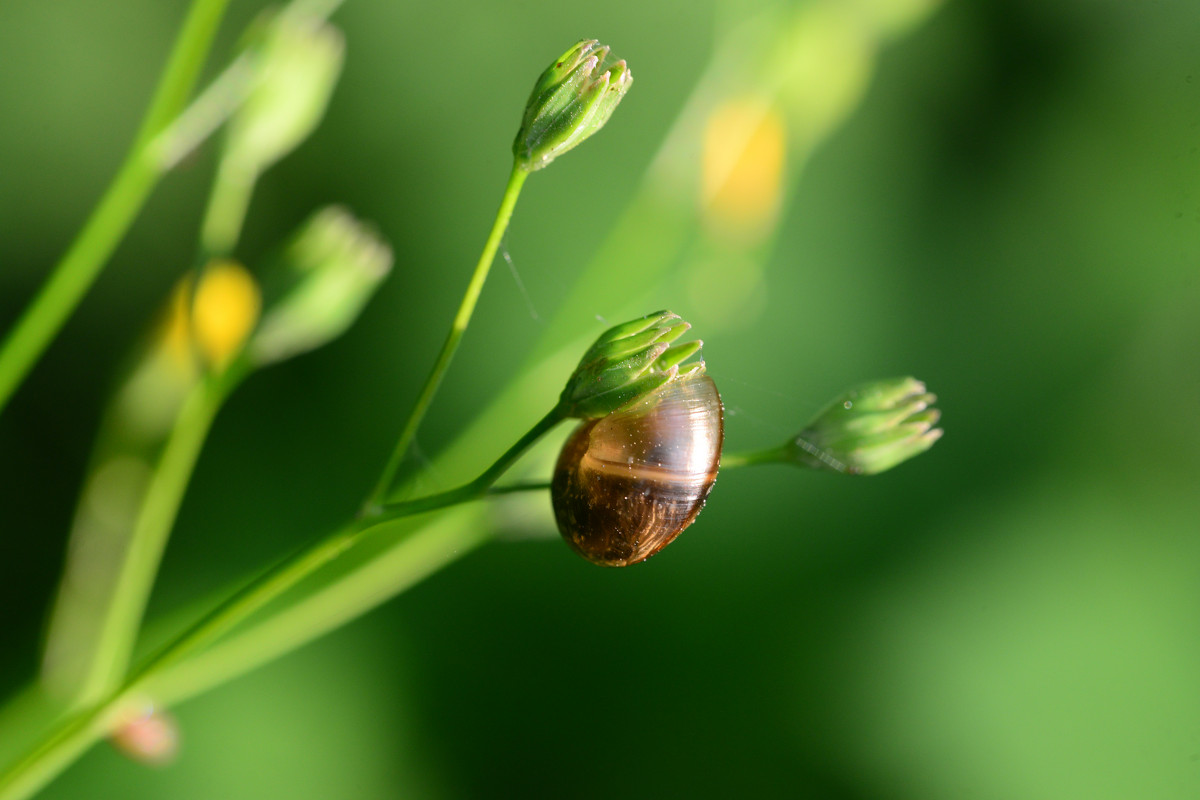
xmin=551 ymin=375 xmax=723 ymax=566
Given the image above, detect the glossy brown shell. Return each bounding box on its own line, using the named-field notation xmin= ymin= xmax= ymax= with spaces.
xmin=551 ymin=376 xmax=723 ymax=566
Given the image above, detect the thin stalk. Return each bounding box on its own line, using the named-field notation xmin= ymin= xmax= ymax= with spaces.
xmin=143 ymin=406 xmax=556 ymax=700
xmin=200 ymin=159 xmax=258 ymax=258
xmin=365 ymin=162 xmax=530 ymax=510
xmin=144 ymin=470 xmax=558 ymax=709
xmin=375 ymin=407 xmax=561 ymax=516
xmin=147 ymin=421 xmax=789 ymax=706
xmin=50 ymin=83 xmax=265 ymax=703
xmin=0 ymin=409 xmax=560 ymax=800
xmin=70 ymin=363 xmax=246 ymax=707
xmin=487 ymin=480 xmax=552 ymax=496
xmin=0 ymin=0 xmax=232 ymax=416
xmin=149 ymin=54 xmax=256 ymax=171
xmin=140 ymin=425 xmax=799 ymax=724
xmin=0 ymin=701 xmax=128 ymax=800
xmin=718 ymin=444 xmax=788 ymax=469
xmin=144 ymin=516 xmax=492 ymax=706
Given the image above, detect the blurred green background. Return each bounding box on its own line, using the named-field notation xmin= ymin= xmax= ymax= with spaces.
xmin=2 ymin=0 xmax=1199 ymax=797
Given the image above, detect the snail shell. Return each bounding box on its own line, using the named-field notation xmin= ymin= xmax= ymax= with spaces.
xmin=551 ymin=375 xmax=723 ymax=566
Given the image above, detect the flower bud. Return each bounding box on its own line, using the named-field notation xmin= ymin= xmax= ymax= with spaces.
xmin=789 ymin=377 xmax=941 ymax=475
xmin=513 ymin=39 xmax=633 ymax=172
xmin=558 ymin=310 xmax=704 ymax=419
xmin=223 ymin=7 xmax=344 ymax=175
xmin=250 ymin=207 xmax=392 ymax=365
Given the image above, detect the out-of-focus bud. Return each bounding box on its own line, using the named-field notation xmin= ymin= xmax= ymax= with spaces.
xmin=250 ymin=206 xmax=392 ymax=365
xmin=557 ymin=310 xmax=704 ymax=420
xmin=223 ymin=7 xmax=344 ymax=175
xmin=789 ymin=377 xmax=942 ymax=475
xmin=513 ymin=39 xmax=633 ymax=172
xmin=109 ymin=703 xmax=179 ymax=766
xmin=190 ymin=259 xmax=261 ymax=371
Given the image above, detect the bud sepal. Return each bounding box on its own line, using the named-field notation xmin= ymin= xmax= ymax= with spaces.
xmin=513 ymin=39 xmax=633 ymax=172
xmin=250 ymin=207 xmax=392 ymax=365
xmin=557 ymin=310 xmax=704 ymax=420
xmin=788 ymin=377 xmax=942 ymax=475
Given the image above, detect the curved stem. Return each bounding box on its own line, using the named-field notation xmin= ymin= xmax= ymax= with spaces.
xmin=365 ymin=162 xmax=530 ymax=510
xmin=0 ymin=408 xmax=560 ymax=800
xmin=145 ymin=516 xmax=491 ymax=707
xmin=143 ymin=407 xmax=556 ymax=683
xmin=66 ymin=364 xmax=246 ymax=707
xmin=0 ymin=0 xmax=232 ymax=417
xmin=487 ymin=480 xmax=552 ymax=496
xmin=163 ymin=433 xmax=791 ymax=729
xmin=376 ymin=407 xmax=561 ymax=514
xmin=201 ymin=158 xmax=258 ymax=258
xmin=0 ymin=701 xmax=126 ymax=800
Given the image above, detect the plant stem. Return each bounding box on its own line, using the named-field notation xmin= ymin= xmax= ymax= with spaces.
xmin=0 ymin=0 xmax=232 ymax=417
xmin=0 ymin=408 xmax=560 ymax=800
xmin=144 ymin=470 xmax=558 ymax=711
xmin=146 ymin=420 xmax=794 ymax=706
xmin=149 ymin=54 xmax=256 ymax=172
xmin=70 ymin=363 xmax=246 ymax=707
xmin=143 ymin=428 xmax=795 ymax=715
xmin=140 ymin=406 xmax=556 ymax=701
xmin=0 ymin=700 xmax=128 ymax=800
xmin=365 ymin=162 xmax=530 ymax=510
xmin=374 ymin=407 xmax=561 ymax=517
xmin=718 ymin=444 xmax=789 ymax=469
xmin=145 ymin=515 xmax=492 ymax=707
xmin=487 ymin=480 xmax=552 ymax=495
xmin=47 ymin=71 xmax=266 ymax=700
xmin=201 ymin=159 xmax=258 ymax=258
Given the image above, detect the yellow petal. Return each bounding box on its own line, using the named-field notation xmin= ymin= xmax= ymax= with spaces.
xmin=191 ymin=260 xmax=261 ymax=370
xmin=701 ymin=98 xmax=787 ymax=242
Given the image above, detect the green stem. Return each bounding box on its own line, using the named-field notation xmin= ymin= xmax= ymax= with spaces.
xmin=0 ymin=0 xmax=232 ymax=417
xmin=0 ymin=408 xmax=560 ymax=800
xmin=201 ymin=159 xmax=258 ymax=258
xmin=142 ymin=463 xmax=559 ymax=709
xmin=47 ymin=75 xmax=265 ymax=702
xmin=140 ymin=406 xmax=556 ymax=702
xmin=0 ymin=701 xmax=127 ymax=800
xmin=718 ymin=444 xmax=789 ymax=469
xmin=487 ymin=480 xmax=552 ymax=495
xmin=145 ymin=432 xmax=786 ymax=714
xmin=365 ymin=162 xmax=530 ymax=510
xmin=144 ymin=516 xmax=491 ymax=707
xmin=375 ymin=407 xmax=561 ymax=515
xmin=71 ymin=364 xmax=246 ymax=707
xmin=149 ymin=54 xmax=256 ymax=171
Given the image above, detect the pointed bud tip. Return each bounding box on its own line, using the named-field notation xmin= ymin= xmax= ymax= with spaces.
xmin=249 ymin=207 xmax=392 ymax=365
xmin=560 ymin=311 xmax=705 ymax=419
xmin=787 ymin=377 xmax=942 ymax=475
xmin=513 ymin=39 xmax=633 ymax=170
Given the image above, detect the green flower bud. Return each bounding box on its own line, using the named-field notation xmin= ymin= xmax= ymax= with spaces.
xmin=513 ymin=39 xmax=633 ymax=172
xmin=250 ymin=207 xmax=392 ymax=365
xmin=788 ymin=377 xmax=941 ymax=475
xmin=558 ymin=310 xmax=704 ymax=419
xmin=223 ymin=8 xmax=344 ymax=174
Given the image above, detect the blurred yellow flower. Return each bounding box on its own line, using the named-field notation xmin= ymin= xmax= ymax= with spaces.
xmin=157 ymin=275 xmax=197 ymax=376
xmin=190 ymin=260 xmax=261 ymax=370
xmin=700 ymin=97 xmax=787 ymax=242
